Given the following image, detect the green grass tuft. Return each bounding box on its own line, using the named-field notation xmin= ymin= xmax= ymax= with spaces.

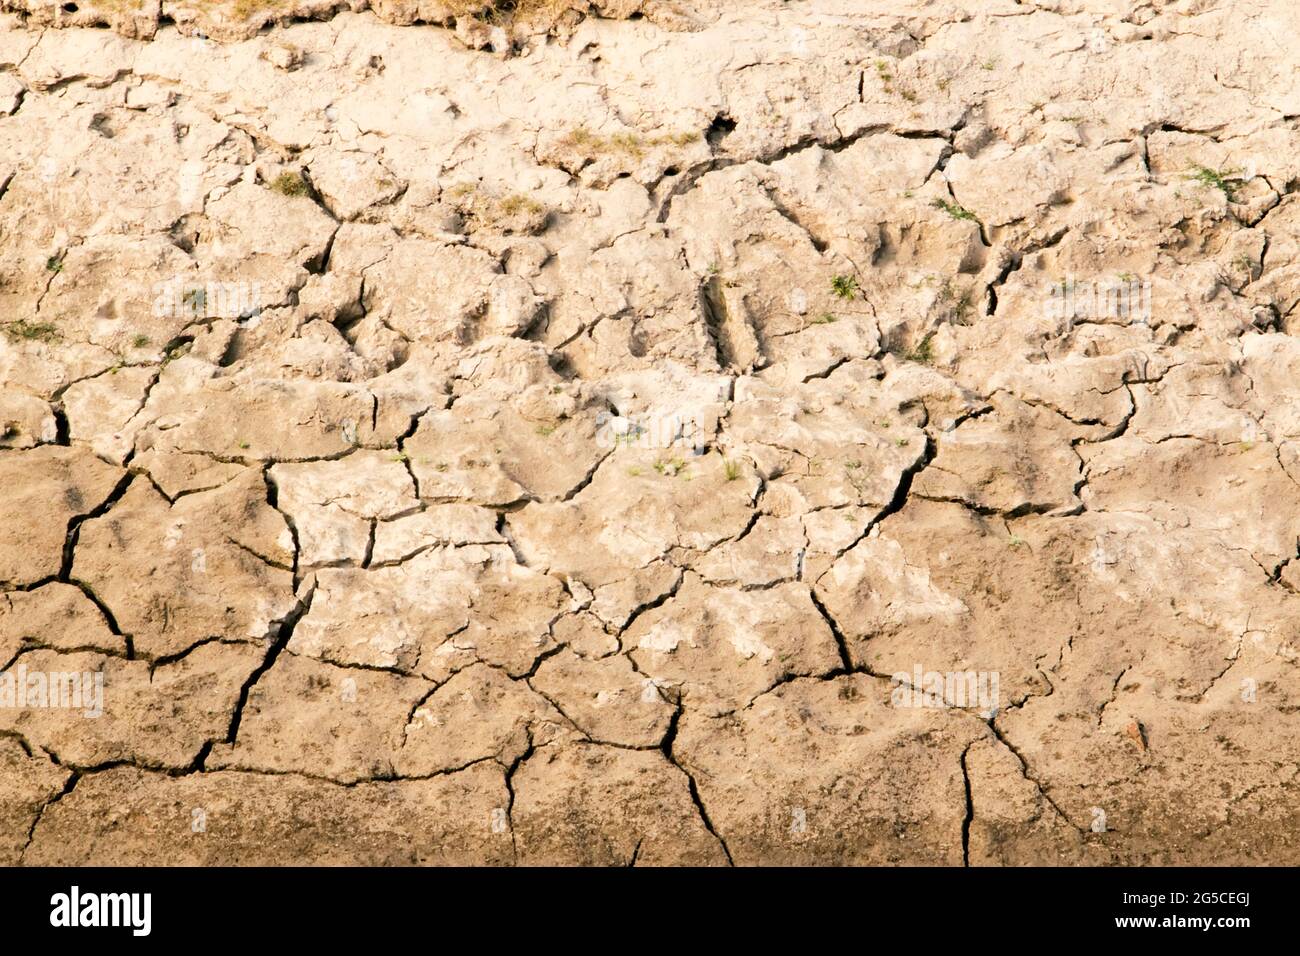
xmin=905 ymin=332 xmax=935 ymax=364
xmin=4 ymin=319 xmax=58 ymax=342
xmin=268 ymin=171 xmax=309 ymax=197
xmin=931 ymin=198 xmax=978 ymax=222
xmin=1189 ymin=165 xmax=1244 ymax=201
xmin=831 ymin=275 xmax=859 ymax=300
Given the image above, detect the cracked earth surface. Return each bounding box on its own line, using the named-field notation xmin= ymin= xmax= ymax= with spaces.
xmin=1 ymin=0 xmax=1299 ymax=866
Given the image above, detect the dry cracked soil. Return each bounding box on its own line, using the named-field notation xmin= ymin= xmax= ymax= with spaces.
xmin=0 ymin=0 xmax=1298 ymax=867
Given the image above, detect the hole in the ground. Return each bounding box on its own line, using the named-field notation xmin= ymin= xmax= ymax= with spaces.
xmin=89 ymin=113 xmax=115 ymax=138
xmin=706 ymin=114 xmax=736 ymax=149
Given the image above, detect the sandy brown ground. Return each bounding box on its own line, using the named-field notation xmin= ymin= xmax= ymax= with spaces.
xmin=1 ymin=0 xmax=1298 ymax=865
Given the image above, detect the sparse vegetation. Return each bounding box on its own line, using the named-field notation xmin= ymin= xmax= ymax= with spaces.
xmin=653 ymin=456 xmax=688 ymax=478
xmin=3 ymin=319 xmax=58 ymax=342
xmin=905 ymin=332 xmax=936 ymax=364
xmin=268 ymin=170 xmax=309 ymax=197
xmin=132 ymin=333 xmax=151 ymax=349
xmin=831 ymin=274 xmax=860 ymax=300
xmin=931 ymin=198 xmax=978 ymax=222
xmin=875 ymin=60 xmax=894 ymax=93
xmin=1188 ymin=165 xmax=1244 ymax=201
xmin=811 ymin=313 xmax=837 ymax=325
xmin=613 ymin=424 xmax=647 ymax=447
xmin=45 ymin=256 xmax=63 ymax=273
xmin=447 ymin=0 xmax=580 ymax=27
xmin=937 ymin=277 xmax=973 ymax=323
xmin=559 ymin=125 xmax=700 ymax=159
xmin=182 ymin=287 xmax=207 ymax=312
xmin=231 ymin=0 xmax=289 ymax=19
xmin=160 ymin=340 xmax=191 ymax=367
xmin=498 ymin=193 xmax=545 ymax=218
xmin=873 ymin=58 xmax=921 ymax=102
xmin=723 ymin=459 xmax=741 ymax=481
xmin=448 ymin=183 xmax=549 ymax=233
